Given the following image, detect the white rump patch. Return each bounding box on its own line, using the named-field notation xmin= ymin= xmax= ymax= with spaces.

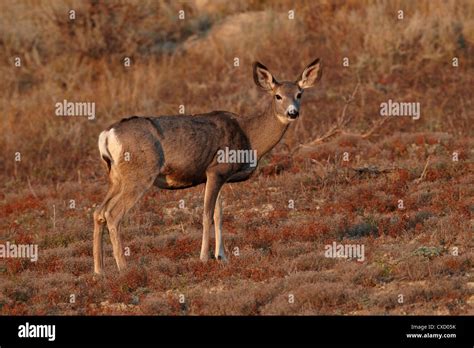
xmin=98 ymin=128 xmax=122 ymax=164
xmin=98 ymin=130 xmax=109 ymax=159
xmin=107 ymin=128 xmax=123 ymax=163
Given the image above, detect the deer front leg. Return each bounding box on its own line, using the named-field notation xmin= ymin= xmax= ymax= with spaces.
xmin=214 ymin=192 xmax=227 ymax=261
xmin=200 ymin=174 xmax=223 ymax=262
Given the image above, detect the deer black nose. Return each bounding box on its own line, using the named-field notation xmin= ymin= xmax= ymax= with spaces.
xmin=288 ymin=110 xmax=299 ymax=119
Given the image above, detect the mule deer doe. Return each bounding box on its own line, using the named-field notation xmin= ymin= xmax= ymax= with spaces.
xmin=93 ymin=59 xmax=322 ymax=274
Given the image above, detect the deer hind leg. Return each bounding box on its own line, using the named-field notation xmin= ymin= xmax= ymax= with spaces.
xmin=200 ymin=174 xmax=224 ymax=262
xmin=93 ymin=168 xmax=122 ymax=275
xmin=93 ymin=186 xmax=117 ymax=275
xmin=104 ymin=178 xmax=155 ymax=271
xmin=213 ymin=192 xmax=227 ymax=261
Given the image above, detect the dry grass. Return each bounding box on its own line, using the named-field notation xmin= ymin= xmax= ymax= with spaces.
xmin=0 ymin=0 xmax=473 ymax=315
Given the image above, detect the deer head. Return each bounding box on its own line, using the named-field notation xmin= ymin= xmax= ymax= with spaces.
xmin=253 ymin=58 xmax=322 ymax=124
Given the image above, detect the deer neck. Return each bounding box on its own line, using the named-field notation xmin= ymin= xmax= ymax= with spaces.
xmin=241 ymin=102 xmax=289 ymax=161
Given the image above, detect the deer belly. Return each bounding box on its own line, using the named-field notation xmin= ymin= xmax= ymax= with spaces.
xmin=227 ymin=166 xmax=256 ymax=182
xmin=154 ymin=174 xmax=203 ymax=189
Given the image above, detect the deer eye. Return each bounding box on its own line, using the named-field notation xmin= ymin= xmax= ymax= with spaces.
xmin=296 ymin=92 xmax=302 ymax=99
xmin=275 ymin=94 xmax=282 ymax=100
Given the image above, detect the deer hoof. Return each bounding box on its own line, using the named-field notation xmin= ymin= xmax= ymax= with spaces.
xmin=216 ymin=254 xmax=228 ymax=263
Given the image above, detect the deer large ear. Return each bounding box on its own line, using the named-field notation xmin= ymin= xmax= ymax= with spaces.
xmin=297 ymin=58 xmax=322 ymax=89
xmin=253 ymin=61 xmax=277 ymax=91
